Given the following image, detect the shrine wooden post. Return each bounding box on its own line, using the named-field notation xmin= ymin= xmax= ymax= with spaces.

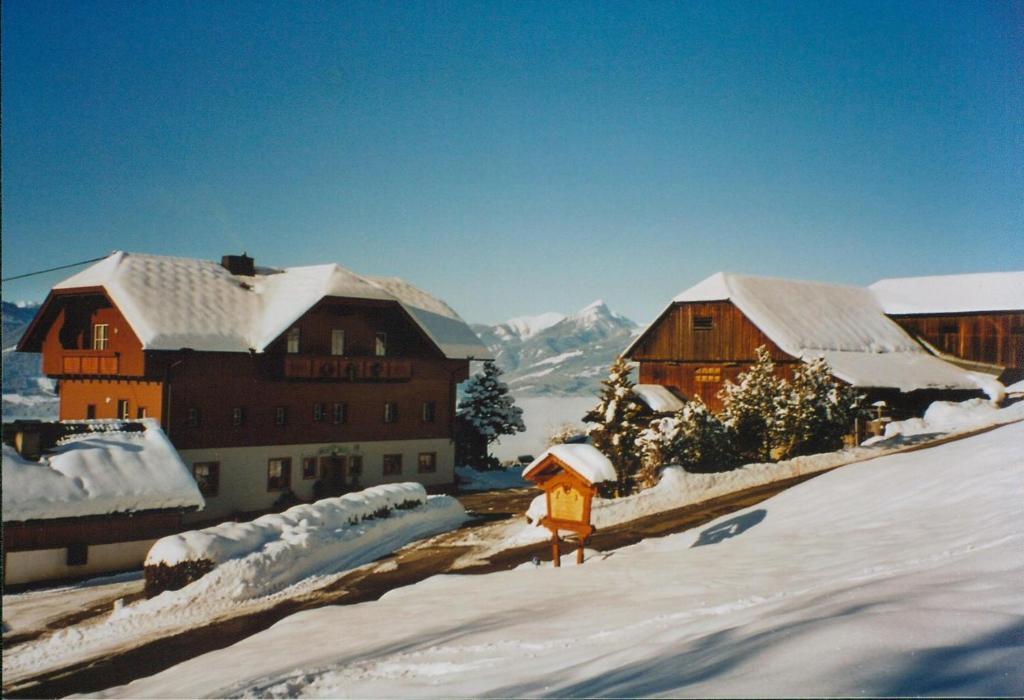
xmin=522 ymin=445 xmax=613 ymax=567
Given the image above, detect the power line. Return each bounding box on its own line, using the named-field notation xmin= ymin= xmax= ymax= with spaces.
xmin=2 ymin=255 xmax=109 ymax=283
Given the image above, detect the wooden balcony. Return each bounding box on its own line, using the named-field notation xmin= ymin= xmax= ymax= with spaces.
xmin=61 ymin=351 xmax=119 ymax=376
xmin=283 ymin=356 xmax=413 ymax=382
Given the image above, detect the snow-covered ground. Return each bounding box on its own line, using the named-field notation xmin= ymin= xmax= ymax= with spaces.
xmin=97 ymin=419 xmax=1024 ymax=698
xmin=2 ymin=496 xmax=466 ymax=687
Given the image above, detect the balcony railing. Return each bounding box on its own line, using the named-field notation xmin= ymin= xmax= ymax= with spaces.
xmin=61 ymin=351 xmax=119 ymax=376
xmin=283 ymin=356 xmax=413 ymax=381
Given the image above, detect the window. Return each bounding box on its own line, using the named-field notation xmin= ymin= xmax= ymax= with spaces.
xmin=136 ymin=406 xmax=148 ymax=419
xmin=275 ymin=406 xmax=288 ymax=426
xmin=384 ymin=401 xmax=399 ymax=423
xmin=117 ymin=399 xmax=130 ymax=420
xmin=86 ymin=404 xmax=97 ymax=420
xmin=375 ymin=332 xmax=387 ymax=357
xmin=66 ymin=543 xmax=88 ymax=567
xmin=331 ymin=329 xmax=346 ymax=356
xmin=693 ymin=316 xmax=713 ymax=331
xmin=422 ymin=401 xmax=436 ymax=423
xmin=193 ymin=462 xmax=220 ymax=497
xmin=418 ymin=452 xmax=437 ymax=473
xmin=695 ymin=367 xmax=722 ymax=383
xmin=382 ymin=453 xmax=403 ymax=476
xmin=313 ymin=403 xmax=325 ymax=422
xmin=93 ymin=323 xmax=109 ymax=351
xmin=267 ymin=458 xmax=292 ymax=491
xmin=286 ymin=326 xmax=301 ymax=354
xmin=349 ymin=455 xmax=363 ymax=477
xmin=232 ymin=407 xmax=246 ymax=427
xmin=187 ymin=407 xmax=201 ymax=427
xmin=302 ymin=457 xmax=317 ymax=480
xmin=333 ymin=402 xmax=348 ymax=425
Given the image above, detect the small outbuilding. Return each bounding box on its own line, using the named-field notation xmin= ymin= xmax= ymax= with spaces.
xmin=2 ymin=419 xmax=204 ymax=586
xmin=522 ymin=444 xmax=616 ymax=566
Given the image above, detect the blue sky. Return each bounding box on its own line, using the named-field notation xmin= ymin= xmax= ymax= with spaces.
xmin=3 ymin=1 xmax=1021 ymax=324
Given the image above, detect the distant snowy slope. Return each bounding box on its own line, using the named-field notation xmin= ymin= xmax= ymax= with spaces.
xmin=2 ymin=301 xmax=57 ymax=420
xmin=102 ymin=421 xmax=1024 ymax=698
xmin=472 ymin=300 xmax=638 ymax=397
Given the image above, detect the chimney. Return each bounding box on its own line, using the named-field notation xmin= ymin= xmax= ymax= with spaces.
xmin=221 ymin=253 xmax=255 ymax=276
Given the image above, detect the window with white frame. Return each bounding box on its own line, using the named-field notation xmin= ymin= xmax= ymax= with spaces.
xmin=286 ymin=327 xmax=301 ymax=354
xmin=93 ymin=323 xmax=109 ymax=350
xmin=331 ymin=329 xmax=345 ymax=356
xmin=375 ymin=332 xmax=387 ymax=357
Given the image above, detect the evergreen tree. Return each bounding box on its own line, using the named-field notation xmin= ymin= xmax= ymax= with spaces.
xmin=583 ymin=357 xmax=648 ymax=496
xmin=637 ymin=398 xmax=738 ymax=486
xmin=456 ymin=361 xmax=525 ymax=465
xmin=719 ymin=345 xmax=787 ymax=462
xmin=773 ymin=357 xmax=861 ymax=459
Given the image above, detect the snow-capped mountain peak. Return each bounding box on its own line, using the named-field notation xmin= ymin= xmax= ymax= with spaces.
xmin=500 ymin=312 xmax=566 ymax=341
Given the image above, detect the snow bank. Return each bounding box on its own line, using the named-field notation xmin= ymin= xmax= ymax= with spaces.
xmin=523 ymin=443 xmax=617 ymax=484
xmin=882 ymin=398 xmax=1024 ymax=439
xmin=455 ymin=466 xmax=530 ymax=492
xmin=147 ymin=483 xmax=428 ymax=566
xmin=2 ymin=420 xmax=203 ymax=522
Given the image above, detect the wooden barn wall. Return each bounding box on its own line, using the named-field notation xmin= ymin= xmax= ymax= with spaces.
xmin=59 ymin=379 xmax=164 ymax=421
xmin=639 ymin=361 xmax=801 ymax=412
xmin=889 ymin=312 xmax=1024 ymax=371
xmin=3 ymin=511 xmax=185 ymax=552
xmin=628 ymin=301 xmax=791 ymax=363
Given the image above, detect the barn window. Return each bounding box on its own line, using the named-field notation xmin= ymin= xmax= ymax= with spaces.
xmin=232 ymin=407 xmax=245 ymax=426
xmin=302 ymin=457 xmax=317 ymax=480
xmin=193 ymin=462 xmax=220 ymax=497
xmin=333 ymin=402 xmax=348 ymax=425
xmin=384 ymin=401 xmax=399 ymax=423
xmin=383 ymin=453 xmax=403 ymax=475
xmin=93 ymin=324 xmax=109 ymax=350
xmin=117 ymin=399 xmax=130 ymax=420
xmin=267 ymin=458 xmax=292 ymax=491
xmin=86 ymin=404 xmax=97 ymax=419
xmin=692 ymin=316 xmax=713 ymax=331
xmin=695 ymin=367 xmax=722 ymax=383
xmin=66 ymin=543 xmax=88 ymax=567
xmin=286 ymin=327 xmax=301 ymax=354
xmin=331 ymin=329 xmax=346 ymax=356
xmin=375 ymin=332 xmax=388 ymax=357
xmin=422 ymin=401 xmax=436 ymax=423
xmin=313 ymin=402 xmax=325 ymax=422
xmin=275 ymin=406 xmax=288 ymax=426
xmin=418 ymin=452 xmax=437 ymax=473
xmin=187 ymin=407 xmax=201 ymax=427
xmin=136 ymin=406 xmax=148 ymax=419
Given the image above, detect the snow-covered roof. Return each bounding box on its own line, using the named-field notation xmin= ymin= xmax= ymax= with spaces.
xmin=628 ymin=272 xmax=984 ymax=391
xmin=2 ymin=420 xmax=204 ymax=522
xmin=869 ymin=272 xmax=1024 ymax=315
xmin=51 ymin=251 xmax=489 ymax=359
xmin=522 ymin=444 xmax=617 ymax=484
xmin=633 ymin=384 xmax=686 ymax=413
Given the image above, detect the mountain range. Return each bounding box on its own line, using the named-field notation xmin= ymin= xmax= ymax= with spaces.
xmin=471 ymin=300 xmax=639 ymax=396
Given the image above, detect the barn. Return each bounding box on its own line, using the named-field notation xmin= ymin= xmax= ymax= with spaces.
xmin=870 ymin=272 xmax=1024 ymax=385
xmin=2 ymin=419 xmax=204 ymax=586
xmin=624 ymin=272 xmax=991 ymax=415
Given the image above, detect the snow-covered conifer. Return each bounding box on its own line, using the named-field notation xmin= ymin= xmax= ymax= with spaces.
xmin=719 ymin=346 xmax=787 ymax=462
xmin=637 ymin=398 xmax=738 ymax=486
xmin=457 ymin=361 xmax=525 ymax=448
xmin=773 ymin=357 xmax=861 ymax=458
xmin=584 ymin=357 xmax=648 ymax=495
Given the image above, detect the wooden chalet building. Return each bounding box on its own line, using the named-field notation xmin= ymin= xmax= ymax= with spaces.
xmin=624 ymin=272 xmax=988 ymax=415
xmin=17 ymin=251 xmax=490 ymax=520
xmin=870 ymin=272 xmax=1024 ymax=385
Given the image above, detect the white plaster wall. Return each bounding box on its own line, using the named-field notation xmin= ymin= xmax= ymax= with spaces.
xmin=180 ymin=438 xmax=455 ymax=521
xmin=4 ymin=539 xmax=154 ymax=586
